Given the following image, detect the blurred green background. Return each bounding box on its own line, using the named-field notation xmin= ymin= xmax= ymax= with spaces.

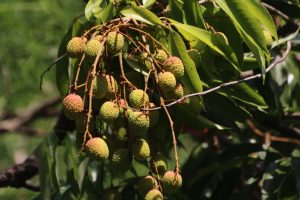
xmin=0 ymin=0 xmax=84 ymax=199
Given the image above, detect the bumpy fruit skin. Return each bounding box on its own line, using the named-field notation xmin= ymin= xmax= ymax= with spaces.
xmin=148 ymin=103 xmax=159 ymax=127
xmin=163 ymin=56 xmax=185 ymax=79
xmin=106 ymin=31 xmax=124 ymax=53
xmin=63 ymin=94 xmax=84 ymax=120
xmin=84 ymin=39 xmax=104 ymax=58
xmin=144 ymin=189 xmax=163 ymax=200
xmin=162 ymin=171 xmax=182 ymax=195
xmin=138 ymin=175 xmax=158 ymax=197
xmin=85 ymin=137 xmax=109 ymax=160
xmin=150 ymin=153 xmax=168 ymax=175
xmin=111 ymin=148 xmax=132 ymax=173
xmin=93 ymin=74 xmax=118 ymax=99
xmin=158 ymin=72 xmax=177 ymax=91
xmin=129 ymin=89 xmax=149 ymax=108
xmin=103 ymin=189 xmax=121 ymax=200
xmin=66 ymin=37 xmax=86 ymax=58
xmin=99 ymin=101 xmax=120 ymax=122
xmin=154 ymin=49 xmax=168 ymax=63
xmin=263 ymin=30 xmax=273 ymax=47
xmin=128 ymin=111 xmax=150 ymax=135
xmin=131 ymin=138 xmax=150 ymax=161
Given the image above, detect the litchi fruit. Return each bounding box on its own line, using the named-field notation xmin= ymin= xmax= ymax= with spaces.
xmin=154 ymin=49 xmax=168 ymax=63
xmin=66 ymin=37 xmax=86 ymax=58
xmin=150 ymin=153 xmax=168 ymax=175
xmin=99 ymin=101 xmax=120 ymax=123
xmin=63 ymin=93 xmax=84 ymax=120
xmin=161 ymin=171 xmax=182 ymax=195
xmin=106 ymin=31 xmax=124 ymax=53
xmin=128 ymin=111 xmax=150 ymax=135
xmin=93 ymin=74 xmax=118 ymax=99
xmin=163 ymin=56 xmax=184 ymax=79
xmin=137 ymin=175 xmax=158 ymax=197
xmin=129 ymin=89 xmax=149 ymax=108
xmin=111 ymin=148 xmax=132 ymax=173
xmin=131 ymin=138 xmax=150 ymax=161
xmin=84 ymin=39 xmax=104 ymax=58
xmin=158 ymin=72 xmax=177 ymax=91
xmin=144 ymin=189 xmax=163 ymax=200
xmin=85 ymin=137 xmax=109 ymax=160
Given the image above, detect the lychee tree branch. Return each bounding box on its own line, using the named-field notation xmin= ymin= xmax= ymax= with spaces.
xmin=143 ymin=41 xmax=292 ymax=111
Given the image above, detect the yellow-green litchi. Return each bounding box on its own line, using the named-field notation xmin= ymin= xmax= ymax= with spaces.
xmin=129 ymin=89 xmax=149 ymax=109
xmin=106 ymin=31 xmax=124 ymax=53
xmin=131 ymin=138 xmax=150 ymax=161
xmin=66 ymin=37 xmax=86 ymax=58
xmin=99 ymin=101 xmax=120 ymax=123
xmin=163 ymin=56 xmax=185 ymax=79
xmin=85 ymin=137 xmax=109 ymax=160
xmin=137 ymin=175 xmax=158 ymax=197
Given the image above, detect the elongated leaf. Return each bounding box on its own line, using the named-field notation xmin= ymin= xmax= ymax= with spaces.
xmin=182 ymin=0 xmax=206 ymax=29
xmin=143 ymin=0 xmax=156 ymax=8
xmin=85 ymin=0 xmax=105 ymax=20
xmin=94 ymin=2 xmax=115 ymax=23
xmin=215 ymin=0 xmax=271 ymax=72
xmin=169 ymin=20 xmax=240 ymax=71
xmin=223 ymin=83 xmax=267 ymax=108
xmin=120 ymin=6 xmax=163 ymax=26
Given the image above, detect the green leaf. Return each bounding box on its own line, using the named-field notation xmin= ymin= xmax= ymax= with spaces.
xmin=85 ymin=0 xmax=105 ymax=20
xmin=182 ymin=0 xmax=206 ymax=29
xmin=214 ymin=0 xmax=271 ymax=72
xmin=143 ymin=0 xmax=156 ymax=8
xmin=169 ymin=20 xmax=240 ymax=71
xmin=120 ymin=6 xmax=163 ymax=26
xmin=223 ymin=83 xmax=267 ymax=108
xmin=94 ymin=2 xmax=115 ymax=23
xmin=123 ymin=54 xmax=149 ymax=76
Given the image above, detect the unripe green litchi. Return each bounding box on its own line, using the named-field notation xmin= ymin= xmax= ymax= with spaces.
xmin=163 ymin=56 xmax=184 ymax=79
xmin=144 ymin=189 xmax=163 ymax=200
xmin=137 ymin=175 xmax=158 ymax=197
xmin=263 ymin=30 xmax=273 ymax=47
xmin=111 ymin=148 xmax=132 ymax=173
xmin=129 ymin=89 xmax=149 ymax=109
xmin=93 ymin=74 xmax=118 ymax=99
xmin=66 ymin=37 xmax=86 ymax=58
xmin=131 ymin=138 xmax=150 ymax=161
xmin=162 ymin=171 xmax=182 ymax=195
xmin=85 ymin=137 xmax=109 ymax=160
xmin=128 ymin=111 xmax=150 ymax=135
xmin=138 ymin=52 xmax=153 ymax=70
xmin=148 ymin=103 xmax=159 ymax=127
xmin=84 ymin=39 xmax=104 ymax=58
xmin=103 ymin=189 xmax=121 ymax=200
xmin=99 ymin=101 xmax=120 ymax=123
xmin=150 ymin=153 xmax=168 ymax=175
xmin=158 ymin=72 xmax=177 ymax=91
xmin=63 ymin=93 xmax=84 ymax=120
xmin=106 ymin=31 xmax=124 ymax=53
xmin=154 ymin=49 xmax=168 ymax=63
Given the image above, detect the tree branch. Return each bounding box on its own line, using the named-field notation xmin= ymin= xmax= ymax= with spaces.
xmin=0 ymin=154 xmax=39 ymax=191
xmin=0 ymin=97 xmax=61 ymax=135
xmin=0 ymin=109 xmax=75 ymax=191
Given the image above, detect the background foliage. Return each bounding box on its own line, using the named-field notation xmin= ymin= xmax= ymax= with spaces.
xmin=1 ymin=0 xmax=300 ymax=200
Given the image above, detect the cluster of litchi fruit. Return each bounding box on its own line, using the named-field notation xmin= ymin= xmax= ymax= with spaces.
xmin=62 ymin=28 xmax=185 ymax=199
